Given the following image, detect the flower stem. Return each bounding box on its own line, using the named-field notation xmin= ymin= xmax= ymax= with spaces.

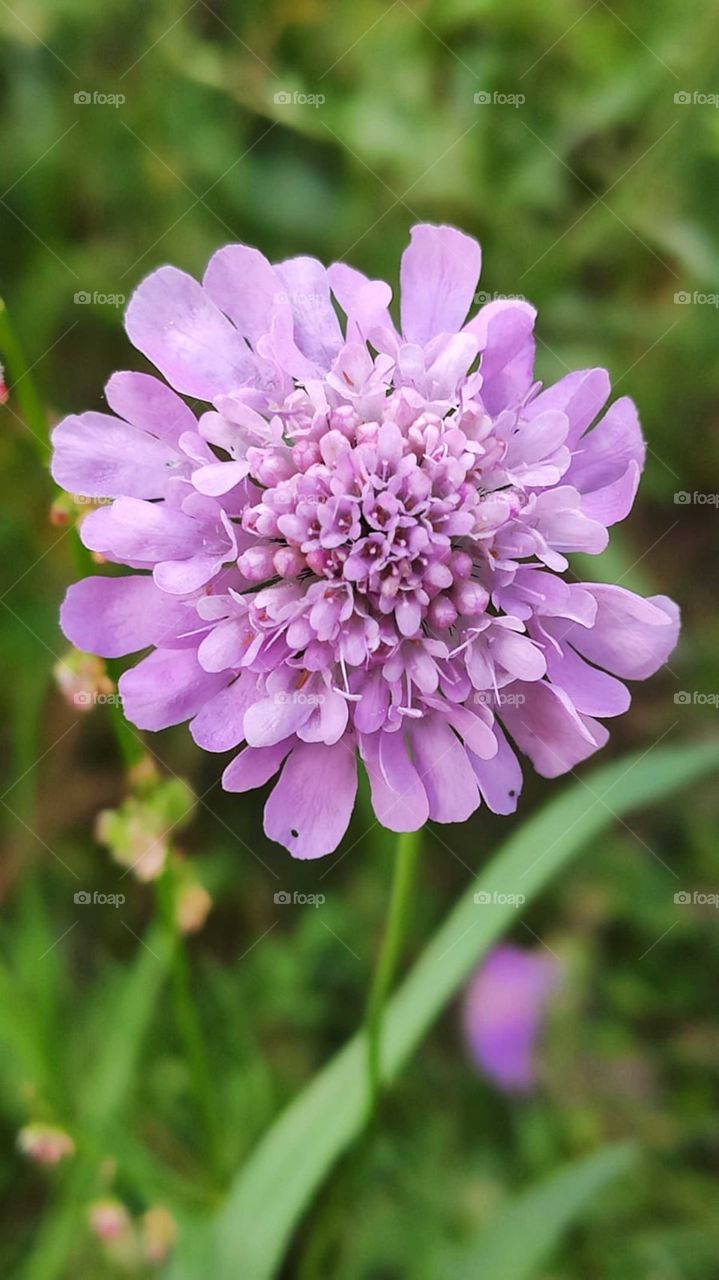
xmin=365 ymin=828 xmax=422 ymax=1113
xmin=0 ymin=296 xmax=50 ymax=452
xmin=155 ymin=864 xmax=224 ymax=1179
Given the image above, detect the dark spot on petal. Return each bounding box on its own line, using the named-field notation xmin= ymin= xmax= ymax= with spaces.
xmin=508 ymin=789 xmax=516 ymax=798
xmin=291 ymin=828 xmax=299 ymax=839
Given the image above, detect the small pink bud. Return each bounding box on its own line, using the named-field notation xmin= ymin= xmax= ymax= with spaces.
xmin=424 ymin=560 xmax=453 ymax=593
xmin=88 ymin=1199 xmax=131 ymax=1242
xmin=453 ymin=580 xmax=489 ymax=616
xmin=292 ymin=438 xmax=321 ymax=471
xmin=250 ymin=451 xmax=293 ymax=486
xmin=18 ymin=1123 xmax=75 ymax=1166
xmin=356 ymin=421 xmax=379 ymax=445
xmin=273 ymin=546 xmax=305 ymax=578
xmin=54 ymin=649 xmax=114 ymax=713
xmin=305 ymin=547 xmax=329 ymax=575
xmin=0 ymin=362 xmax=8 ymax=405
xmin=428 ymin=596 xmax=458 ymax=629
xmin=319 ymin=429 xmax=349 ymax=467
xmin=238 ymin=544 xmax=276 ymax=583
xmin=450 ymin=550 xmax=474 ymax=580
xmin=50 ymin=496 xmax=74 ymax=526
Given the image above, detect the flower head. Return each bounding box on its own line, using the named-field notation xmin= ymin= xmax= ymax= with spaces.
xmin=53 ymin=225 xmax=679 ymax=858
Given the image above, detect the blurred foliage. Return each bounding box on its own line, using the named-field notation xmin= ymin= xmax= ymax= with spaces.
xmin=1 ymin=0 xmax=719 ymax=1277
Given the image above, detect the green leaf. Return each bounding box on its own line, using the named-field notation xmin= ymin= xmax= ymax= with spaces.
xmin=22 ymin=923 xmax=173 ymax=1280
xmin=439 ymin=1142 xmax=637 ymax=1280
xmin=206 ymin=739 xmax=719 ymax=1280
xmin=80 ymin=921 xmax=172 ymax=1131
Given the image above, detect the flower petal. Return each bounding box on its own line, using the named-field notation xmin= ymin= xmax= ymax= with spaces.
xmin=51 ymin=413 xmax=180 ymax=499
xmin=80 ymin=498 xmax=199 ymax=563
xmin=264 ymin=739 xmax=357 ymax=859
xmin=359 ymin=729 xmax=429 ymax=832
xmin=203 ymin=244 xmax=287 ymax=345
xmin=275 ymin=257 xmax=343 ymax=369
xmin=466 ymin=299 xmax=537 ymax=415
xmin=119 ymin=648 xmax=227 ymax=730
xmin=499 ymin=681 xmax=609 ymax=778
xmin=400 ymin=224 xmax=482 ymax=345
xmin=409 ymin=715 xmax=480 ymax=823
xmin=60 ymin=575 xmax=192 ymax=658
xmin=190 ymin=674 xmax=258 ymax=751
xmin=222 ymin=741 xmax=291 ymax=791
xmin=125 ymin=266 xmax=256 ymax=398
xmin=525 ymin=367 xmax=611 ymax=448
xmin=104 ymin=371 xmax=197 ymax=443
xmin=469 ymin=722 xmax=523 ymax=815
xmin=567 ymin=586 xmax=680 ymax=681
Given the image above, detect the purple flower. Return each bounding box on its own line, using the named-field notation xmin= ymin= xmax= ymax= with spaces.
xmin=463 ymin=944 xmax=561 ymax=1093
xmin=52 ymin=224 xmax=679 ymax=859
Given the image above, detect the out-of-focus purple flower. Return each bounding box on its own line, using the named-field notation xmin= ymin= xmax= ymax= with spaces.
xmin=52 ymin=224 xmax=679 ymax=859
xmin=463 ymin=944 xmax=561 ymax=1093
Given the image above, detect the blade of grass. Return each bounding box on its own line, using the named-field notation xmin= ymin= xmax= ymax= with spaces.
xmin=434 ymin=1142 xmax=637 ymax=1280
xmin=22 ymin=921 xmax=173 ymax=1280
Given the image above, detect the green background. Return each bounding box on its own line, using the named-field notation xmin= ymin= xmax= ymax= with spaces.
xmin=1 ymin=1 xmax=718 ymax=1276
